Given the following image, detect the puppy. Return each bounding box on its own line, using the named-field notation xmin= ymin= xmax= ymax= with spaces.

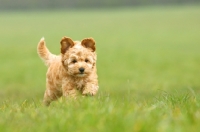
xmin=37 ymin=37 xmax=99 ymax=106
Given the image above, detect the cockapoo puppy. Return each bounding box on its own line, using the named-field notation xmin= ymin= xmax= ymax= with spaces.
xmin=37 ymin=37 xmax=99 ymax=106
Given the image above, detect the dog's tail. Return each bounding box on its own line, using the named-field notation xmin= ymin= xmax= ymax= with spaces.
xmin=37 ymin=37 xmax=57 ymax=67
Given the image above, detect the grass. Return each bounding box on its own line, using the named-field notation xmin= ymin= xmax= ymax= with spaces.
xmin=0 ymin=5 xmax=200 ymax=132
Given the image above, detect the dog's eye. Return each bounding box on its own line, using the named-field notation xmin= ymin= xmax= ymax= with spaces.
xmin=72 ymin=60 xmax=77 ymax=63
xmin=85 ymin=59 xmax=89 ymax=63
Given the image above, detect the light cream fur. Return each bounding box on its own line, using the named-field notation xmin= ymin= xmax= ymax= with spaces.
xmin=37 ymin=36 xmax=99 ymax=106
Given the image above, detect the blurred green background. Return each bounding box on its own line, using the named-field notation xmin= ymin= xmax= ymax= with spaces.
xmin=0 ymin=0 xmax=199 ymax=10
xmin=0 ymin=1 xmax=200 ymax=132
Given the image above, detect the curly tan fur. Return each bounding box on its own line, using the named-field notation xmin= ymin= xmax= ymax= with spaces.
xmin=37 ymin=37 xmax=99 ymax=106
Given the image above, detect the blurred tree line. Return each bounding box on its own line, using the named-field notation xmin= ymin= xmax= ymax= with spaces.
xmin=0 ymin=0 xmax=199 ymax=10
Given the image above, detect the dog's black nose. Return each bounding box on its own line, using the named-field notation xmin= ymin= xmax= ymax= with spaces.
xmin=79 ymin=67 xmax=85 ymax=73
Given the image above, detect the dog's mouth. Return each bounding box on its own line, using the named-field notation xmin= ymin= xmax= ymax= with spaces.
xmin=76 ymin=73 xmax=87 ymax=77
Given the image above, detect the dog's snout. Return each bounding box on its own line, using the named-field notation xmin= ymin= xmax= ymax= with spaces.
xmin=79 ymin=67 xmax=85 ymax=73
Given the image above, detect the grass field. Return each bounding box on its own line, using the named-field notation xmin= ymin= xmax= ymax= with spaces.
xmin=0 ymin=5 xmax=200 ymax=132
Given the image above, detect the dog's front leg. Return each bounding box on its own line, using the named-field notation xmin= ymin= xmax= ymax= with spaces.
xmin=62 ymin=81 xmax=78 ymax=99
xmin=82 ymin=83 xmax=99 ymax=96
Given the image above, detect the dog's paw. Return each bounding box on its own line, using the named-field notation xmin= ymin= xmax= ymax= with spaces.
xmin=82 ymin=90 xmax=95 ymax=96
xmin=82 ymin=85 xmax=99 ymax=96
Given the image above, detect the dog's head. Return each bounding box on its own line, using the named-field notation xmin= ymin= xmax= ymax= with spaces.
xmin=60 ymin=37 xmax=96 ymax=77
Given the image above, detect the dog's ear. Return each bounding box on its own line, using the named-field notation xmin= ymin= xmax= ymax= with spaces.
xmin=81 ymin=38 xmax=96 ymax=52
xmin=60 ymin=37 xmax=74 ymax=54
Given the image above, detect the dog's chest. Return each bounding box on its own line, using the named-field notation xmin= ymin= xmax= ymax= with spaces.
xmin=76 ymin=79 xmax=85 ymax=89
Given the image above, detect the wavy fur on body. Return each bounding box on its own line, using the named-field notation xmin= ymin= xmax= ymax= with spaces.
xmin=37 ymin=37 xmax=99 ymax=106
